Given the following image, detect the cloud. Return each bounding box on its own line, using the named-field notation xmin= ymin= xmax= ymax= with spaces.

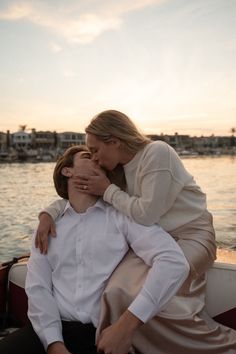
xmin=49 ymin=42 xmax=63 ymax=53
xmin=0 ymin=0 xmax=166 ymax=44
xmin=63 ymin=70 xmax=77 ymax=78
xmin=58 ymin=14 xmax=121 ymax=44
xmin=0 ymin=2 xmax=32 ymax=20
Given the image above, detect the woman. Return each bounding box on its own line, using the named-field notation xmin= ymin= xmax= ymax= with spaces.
xmin=37 ymin=110 xmax=236 ymax=353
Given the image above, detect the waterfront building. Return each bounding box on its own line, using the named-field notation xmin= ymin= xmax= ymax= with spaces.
xmin=0 ymin=132 xmax=7 ymax=151
xmin=58 ymin=132 xmax=85 ymax=149
xmin=166 ymin=134 xmax=193 ymax=150
xmin=217 ymin=136 xmax=233 ymax=148
xmin=12 ymin=131 xmax=31 ymax=149
xmin=0 ymin=126 xmax=235 ymax=162
xmin=148 ymin=133 xmax=235 ymax=155
xmin=31 ymin=130 xmax=56 ymax=150
xmin=147 ymin=133 xmax=193 ymax=150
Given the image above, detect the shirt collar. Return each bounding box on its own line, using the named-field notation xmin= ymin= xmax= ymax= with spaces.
xmin=61 ymin=198 xmax=107 ymax=217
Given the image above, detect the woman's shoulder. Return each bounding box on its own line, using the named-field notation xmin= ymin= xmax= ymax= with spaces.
xmin=136 ymin=141 xmax=172 ymax=170
xmin=143 ymin=140 xmax=171 ymax=158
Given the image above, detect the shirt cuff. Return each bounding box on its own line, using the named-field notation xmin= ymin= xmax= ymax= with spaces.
xmin=39 ymin=326 xmax=64 ymax=350
xmin=103 ymin=184 xmax=120 ymax=204
xmin=128 ymin=292 xmax=158 ymax=323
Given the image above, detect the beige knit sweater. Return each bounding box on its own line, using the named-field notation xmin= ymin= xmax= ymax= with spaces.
xmin=104 ymin=141 xmax=207 ymax=231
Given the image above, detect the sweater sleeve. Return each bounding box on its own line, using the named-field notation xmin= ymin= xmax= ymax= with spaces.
xmin=40 ymin=199 xmax=67 ymax=221
xmin=104 ymin=143 xmax=189 ymax=226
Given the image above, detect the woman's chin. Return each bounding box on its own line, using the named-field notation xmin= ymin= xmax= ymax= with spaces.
xmin=102 ymin=164 xmax=116 ymax=172
xmin=105 ymin=166 xmax=114 ymax=171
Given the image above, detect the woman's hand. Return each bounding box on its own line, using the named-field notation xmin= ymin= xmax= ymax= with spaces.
xmin=97 ymin=310 xmax=142 ymax=354
xmin=97 ymin=324 xmax=132 ymax=354
xmin=35 ymin=212 xmax=56 ymax=254
xmin=73 ymin=168 xmax=111 ymax=196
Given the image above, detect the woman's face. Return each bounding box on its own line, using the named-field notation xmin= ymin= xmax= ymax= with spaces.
xmin=86 ymin=133 xmax=120 ymax=171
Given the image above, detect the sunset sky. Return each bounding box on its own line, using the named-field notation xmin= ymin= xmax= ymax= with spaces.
xmin=0 ymin=0 xmax=235 ymax=136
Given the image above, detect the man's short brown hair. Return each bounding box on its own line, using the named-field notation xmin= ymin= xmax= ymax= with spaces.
xmin=53 ymin=145 xmax=89 ymax=199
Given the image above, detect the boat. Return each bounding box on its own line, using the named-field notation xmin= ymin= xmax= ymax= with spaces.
xmin=178 ymin=150 xmax=199 ymax=157
xmin=0 ymin=256 xmax=236 ymax=339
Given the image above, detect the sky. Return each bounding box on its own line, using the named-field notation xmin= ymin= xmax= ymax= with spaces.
xmin=0 ymin=0 xmax=235 ymax=136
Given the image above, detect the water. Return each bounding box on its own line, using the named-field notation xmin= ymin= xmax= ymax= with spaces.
xmin=0 ymin=156 xmax=235 ymax=263
xmin=183 ymin=156 xmax=236 ymax=249
xmin=0 ymin=163 xmax=58 ymax=262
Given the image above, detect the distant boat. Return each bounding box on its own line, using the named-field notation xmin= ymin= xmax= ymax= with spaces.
xmin=178 ymin=150 xmax=199 ymax=157
xmin=0 ymin=256 xmax=236 ymax=338
xmin=0 ymin=151 xmax=17 ymax=162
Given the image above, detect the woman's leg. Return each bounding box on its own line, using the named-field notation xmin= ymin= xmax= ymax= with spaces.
xmin=98 ymin=247 xmax=236 ymax=353
xmin=170 ymin=210 xmax=217 ymax=277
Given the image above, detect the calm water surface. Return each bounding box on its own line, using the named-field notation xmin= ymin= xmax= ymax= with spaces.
xmin=0 ymin=156 xmax=235 ymax=263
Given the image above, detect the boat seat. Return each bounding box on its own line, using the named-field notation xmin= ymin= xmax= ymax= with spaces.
xmin=4 ymin=260 xmax=236 ymax=330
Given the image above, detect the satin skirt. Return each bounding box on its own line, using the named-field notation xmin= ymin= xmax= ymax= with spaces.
xmin=97 ymin=211 xmax=236 ymax=353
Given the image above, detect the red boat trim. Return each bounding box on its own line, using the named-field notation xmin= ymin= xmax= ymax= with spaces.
xmin=213 ymin=307 xmax=236 ymax=330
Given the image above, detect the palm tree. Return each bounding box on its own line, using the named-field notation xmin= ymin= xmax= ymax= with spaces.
xmin=19 ymin=125 xmax=27 ymax=132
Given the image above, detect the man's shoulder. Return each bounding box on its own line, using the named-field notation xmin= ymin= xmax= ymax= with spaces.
xmin=90 ymin=199 xmax=123 ymax=222
xmin=100 ymin=199 xmax=120 ymax=215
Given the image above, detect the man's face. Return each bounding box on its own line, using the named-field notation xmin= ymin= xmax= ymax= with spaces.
xmin=72 ymin=151 xmax=103 ymax=177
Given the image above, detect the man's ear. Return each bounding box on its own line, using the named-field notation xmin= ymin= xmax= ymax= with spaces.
xmin=61 ymin=167 xmax=72 ymax=177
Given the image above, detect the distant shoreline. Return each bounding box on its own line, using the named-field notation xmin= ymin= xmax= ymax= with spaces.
xmin=0 ymin=152 xmax=235 ymax=164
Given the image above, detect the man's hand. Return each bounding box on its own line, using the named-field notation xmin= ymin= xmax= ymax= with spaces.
xmin=35 ymin=212 xmax=56 ymax=254
xmin=47 ymin=341 xmax=71 ymax=354
xmin=97 ymin=310 xmax=143 ymax=354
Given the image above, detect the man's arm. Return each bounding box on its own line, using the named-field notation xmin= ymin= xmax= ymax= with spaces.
xmin=126 ymin=220 xmax=190 ymax=322
xmin=97 ymin=216 xmax=190 ymax=353
xmin=25 ymin=233 xmax=65 ymax=351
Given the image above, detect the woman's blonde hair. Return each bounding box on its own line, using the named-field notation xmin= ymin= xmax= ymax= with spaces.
xmin=85 ymin=110 xmax=151 ymax=154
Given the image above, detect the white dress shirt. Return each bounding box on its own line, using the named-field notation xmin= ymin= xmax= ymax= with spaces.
xmin=26 ymin=199 xmax=189 ymax=349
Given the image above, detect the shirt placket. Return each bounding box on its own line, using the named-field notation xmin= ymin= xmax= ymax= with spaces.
xmin=75 ymin=214 xmax=85 ymax=312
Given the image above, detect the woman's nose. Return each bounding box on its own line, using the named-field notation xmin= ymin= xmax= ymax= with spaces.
xmin=92 ymin=161 xmax=99 ymax=168
xmin=92 ymin=154 xmax=98 ymax=162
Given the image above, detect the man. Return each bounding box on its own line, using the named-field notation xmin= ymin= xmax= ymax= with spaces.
xmin=0 ymin=145 xmax=189 ymax=354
